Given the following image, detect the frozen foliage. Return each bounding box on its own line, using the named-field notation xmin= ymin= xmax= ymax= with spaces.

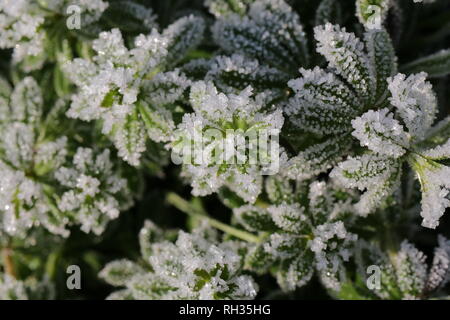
xmin=285 ymin=24 xmax=397 ymax=180
xmin=55 ymin=147 xmax=133 ymax=235
xmin=0 ymin=273 xmax=54 ymax=300
xmin=212 ymin=0 xmax=309 ymax=73
xmin=171 ymin=81 xmax=284 ymax=203
xmin=65 ymin=16 xmax=204 ymax=165
xmin=354 ymin=237 xmax=450 ymax=299
xmin=234 ymin=178 xmax=357 ymax=291
xmin=0 ymin=77 xmax=133 ymax=237
xmin=0 ymin=0 xmax=450 ymax=302
xmin=0 ymin=0 xmax=108 ymax=71
xmin=333 ymin=71 xmax=450 ymax=228
xmin=100 ymin=221 xmax=258 ymax=300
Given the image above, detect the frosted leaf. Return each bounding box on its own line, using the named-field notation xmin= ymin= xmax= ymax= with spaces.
xmin=204 ymin=54 xmax=289 ymax=98
xmin=276 ymin=255 xmax=314 ymax=292
xmin=172 ymin=81 xmax=284 ymax=202
xmin=356 ymin=0 xmax=391 ymax=30
xmin=421 ymin=139 xmax=450 ymax=160
xmin=364 ymin=29 xmax=398 ymax=104
xmin=395 ymin=241 xmax=427 ymax=298
xmin=310 ymin=221 xmax=357 ymax=291
xmin=139 ymin=220 xmax=164 ymax=261
xmin=1 ymin=122 xmax=35 ymax=167
xmin=410 ymin=156 xmax=450 ymax=229
xmin=351 ymin=108 xmax=410 ymax=158
xmin=100 ymin=260 xmax=145 ymax=286
xmin=112 ymin=109 xmax=147 ymax=167
xmin=268 ymin=203 xmax=307 ymax=234
xmin=285 ymin=67 xmax=361 ymax=135
xmin=212 ymin=0 xmax=309 ymax=72
xmin=264 ymin=233 xmax=300 ymax=260
xmin=354 ymin=240 xmax=399 ymax=299
xmin=34 ymin=137 xmax=68 ymax=175
xmin=308 ymin=181 xmax=355 ymax=224
xmin=331 ymin=153 xmax=402 ymax=215
xmin=44 ymin=0 xmax=109 ymax=26
xmin=284 ymin=135 xmax=352 ymax=180
xmin=103 ymin=1 xmax=157 ymax=33
xmin=55 ymin=148 xmax=133 ymax=235
xmin=9 ymin=77 xmax=43 ymax=124
xmin=422 ymin=116 xmax=450 ymax=148
xmin=141 ymin=70 xmax=190 ymax=106
xmin=425 ymin=235 xmax=450 ymax=293
xmin=0 ymin=161 xmax=43 ymax=236
xmin=264 ymin=175 xmax=294 ymax=204
xmin=163 ymin=15 xmax=205 ymax=67
xmin=0 ymin=0 xmax=45 ymax=70
xmin=233 ymin=205 xmax=276 ymax=232
xmin=103 ymin=223 xmax=258 ymax=300
xmin=388 ymin=72 xmax=437 ymax=140
xmin=314 ymin=23 xmax=375 ymax=102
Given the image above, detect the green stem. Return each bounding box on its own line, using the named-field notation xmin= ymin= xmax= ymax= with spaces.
xmin=166 ymin=192 xmax=260 ymax=243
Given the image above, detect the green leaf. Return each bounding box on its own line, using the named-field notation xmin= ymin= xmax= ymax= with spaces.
xmin=112 ymin=108 xmax=147 ymax=166
xmin=356 ymin=0 xmax=391 ymax=29
xmin=285 ymin=135 xmax=352 ymax=180
xmin=365 ymin=29 xmax=397 ymax=105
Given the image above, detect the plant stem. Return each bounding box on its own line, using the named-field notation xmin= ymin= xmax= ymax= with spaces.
xmin=166 ymin=192 xmax=260 ymax=243
xmin=1 ymin=248 xmax=16 ymax=278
